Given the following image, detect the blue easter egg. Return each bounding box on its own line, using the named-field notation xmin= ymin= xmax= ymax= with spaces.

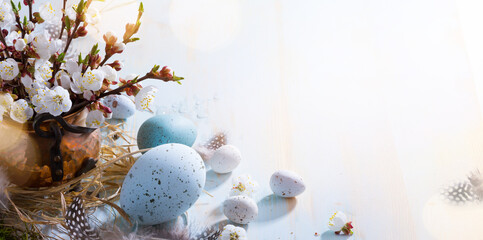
xmin=137 ymin=114 xmax=197 ymax=149
xmin=120 ymin=143 xmax=206 ymax=225
xmin=103 ymin=95 xmax=136 ymax=119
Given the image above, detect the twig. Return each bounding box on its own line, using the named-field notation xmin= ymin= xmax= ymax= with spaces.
xmin=0 ymin=28 xmax=10 ymax=58
xmin=67 ymin=73 xmax=176 ymax=114
xmin=58 ymin=0 xmax=67 ymax=39
xmin=28 ymin=0 xmax=33 ymax=21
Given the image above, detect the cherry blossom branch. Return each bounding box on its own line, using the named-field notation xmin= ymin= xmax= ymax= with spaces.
xmin=58 ymin=0 xmax=68 ymax=40
xmin=67 ymin=72 xmax=181 ymax=115
xmin=14 ymin=13 xmax=25 ymax=37
xmin=28 ymin=0 xmax=33 ymax=21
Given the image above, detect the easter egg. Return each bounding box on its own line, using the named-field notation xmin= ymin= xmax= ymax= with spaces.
xmin=208 ymin=145 xmax=242 ymax=173
xmin=120 ymin=143 xmax=206 ymax=225
xmin=137 ymin=114 xmax=197 ymax=150
xmin=270 ymin=170 xmax=306 ymax=198
xmin=102 ymin=95 xmax=135 ymax=119
xmin=223 ymin=195 xmax=258 ymax=224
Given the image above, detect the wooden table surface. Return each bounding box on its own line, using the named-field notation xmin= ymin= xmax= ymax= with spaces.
xmin=53 ymin=0 xmax=483 ymax=239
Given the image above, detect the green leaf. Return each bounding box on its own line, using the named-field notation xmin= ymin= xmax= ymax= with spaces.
xmin=90 ymin=43 xmax=99 ymax=56
xmin=57 ymin=52 xmax=65 ymax=62
xmin=129 ymin=37 xmax=140 ymax=42
xmin=139 ymin=2 xmax=144 ymax=13
xmin=23 ymin=16 xmax=27 ymax=25
xmin=10 ymin=0 xmax=18 ymax=14
xmin=151 ymin=64 xmax=160 ymax=72
xmin=83 ymin=54 xmax=90 ymax=64
xmin=76 ymin=0 xmax=85 ymax=14
xmin=65 ymin=16 xmax=71 ymax=31
xmin=78 ymin=53 xmax=83 ymax=64
xmin=18 ymin=1 xmax=21 ymax=11
xmin=33 ymin=12 xmax=44 ymax=23
xmin=173 ymin=75 xmax=184 ymax=81
xmin=131 ymin=76 xmax=139 ymax=83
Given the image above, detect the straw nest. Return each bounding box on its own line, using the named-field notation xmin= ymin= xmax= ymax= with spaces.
xmin=0 ymin=121 xmax=145 ymax=239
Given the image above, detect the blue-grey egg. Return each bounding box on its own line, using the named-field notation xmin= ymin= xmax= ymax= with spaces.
xmin=137 ymin=114 xmax=197 ymax=149
xmin=120 ymin=143 xmax=206 ymax=225
xmin=102 ymin=95 xmax=135 ymax=119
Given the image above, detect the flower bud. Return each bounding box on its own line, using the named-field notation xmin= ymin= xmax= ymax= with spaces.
xmin=113 ymin=42 xmax=125 ymax=54
xmin=78 ymin=13 xmax=86 ymax=22
xmin=75 ymin=26 xmax=88 ymax=37
xmin=107 ymin=60 xmax=122 ymax=71
xmin=103 ymin=31 xmax=118 ymax=46
xmin=159 ymin=66 xmax=173 ymax=79
xmin=89 ymin=54 xmax=101 ymax=69
xmin=25 ymin=21 xmax=35 ymax=31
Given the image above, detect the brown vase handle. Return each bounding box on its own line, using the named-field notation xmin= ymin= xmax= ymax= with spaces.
xmin=33 ymin=113 xmax=97 ymax=182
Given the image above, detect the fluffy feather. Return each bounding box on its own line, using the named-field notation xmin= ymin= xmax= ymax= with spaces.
xmin=468 ymin=169 xmax=483 ymax=200
xmin=0 ymin=167 xmax=10 ymax=209
xmin=194 ymin=132 xmax=228 ymax=161
xmin=98 ymin=221 xmax=221 ymax=240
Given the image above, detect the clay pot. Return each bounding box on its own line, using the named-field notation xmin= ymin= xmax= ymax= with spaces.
xmin=0 ymin=109 xmax=100 ymax=188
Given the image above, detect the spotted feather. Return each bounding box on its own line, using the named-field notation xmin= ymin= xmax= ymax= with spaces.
xmin=65 ymin=196 xmax=100 ymax=240
xmin=205 ymin=132 xmax=227 ymax=150
xmin=442 ymin=181 xmax=477 ymax=204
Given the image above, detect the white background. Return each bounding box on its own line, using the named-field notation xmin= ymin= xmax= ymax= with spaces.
xmin=51 ymin=0 xmax=483 ymax=239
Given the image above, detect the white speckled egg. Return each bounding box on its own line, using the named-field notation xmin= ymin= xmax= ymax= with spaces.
xmin=270 ymin=170 xmax=306 ymax=198
xmin=120 ymin=143 xmax=206 ymax=225
xmin=208 ymin=145 xmax=241 ymax=173
xmin=102 ymin=95 xmax=136 ymax=119
xmin=223 ymin=195 xmax=258 ymax=224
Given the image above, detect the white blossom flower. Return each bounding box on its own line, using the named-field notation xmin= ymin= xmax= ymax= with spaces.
xmin=31 ymin=88 xmax=48 ymax=114
xmin=100 ymin=65 xmax=117 ymax=82
xmin=0 ymin=0 xmax=14 ymax=28
xmin=86 ymin=110 xmax=105 ymax=128
xmin=218 ymin=225 xmax=247 ymax=240
xmin=135 ymin=85 xmax=158 ymax=112
xmin=86 ymin=8 xmax=101 ymax=25
xmin=41 ymin=86 xmax=72 ymax=116
xmin=39 ymin=2 xmax=58 ymax=22
xmin=71 ymin=68 xmax=105 ymax=97
xmin=9 ymin=99 xmax=33 ymax=123
xmin=0 ymin=58 xmax=19 ymax=80
xmin=328 ymin=211 xmax=353 ymax=235
xmin=21 ymin=74 xmax=51 ymax=97
xmin=65 ymin=59 xmax=82 ymax=75
xmin=0 ymin=92 xmax=13 ymax=109
xmin=32 ymin=31 xmax=63 ymax=59
xmin=25 ymin=21 xmax=35 ymax=31
xmin=5 ymin=30 xmax=21 ymax=46
xmin=0 ymin=105 xmax=5 ymax=122
xmin=65 ymin=5 xmax=77 ymax=20
xmin=34 ymin=60 xmax=53 ymax=82
xmin=229 ymin=174 xmax=259 ymax=197
xmin=14 ymin=38 xmax=27 ymax=51
xmin=328 ymin=211 xmax=347 ymax=232
xmin=54 ymin=70 xmax=71 ymax=89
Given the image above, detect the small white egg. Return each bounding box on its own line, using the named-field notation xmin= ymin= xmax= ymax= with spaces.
xmin=208 ymin=145 xmax=241 ymax=173
xmin=223 ymin=195 xmax=258 ymax=224
xmin=270 ymin=170 xmax=306 ymax=198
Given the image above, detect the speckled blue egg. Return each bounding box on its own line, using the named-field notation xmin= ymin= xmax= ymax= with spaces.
xmin=120 ymin=143 xmax=206 ymax=225
xmin=137 ymin=114 xmax=197 ymax=149
xmin=102 ymin=95 xmax=136 ymax=119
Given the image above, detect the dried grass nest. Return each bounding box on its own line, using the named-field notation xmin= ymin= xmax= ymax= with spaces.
xmin=0 ymin=121 xmax=144 ymax=239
